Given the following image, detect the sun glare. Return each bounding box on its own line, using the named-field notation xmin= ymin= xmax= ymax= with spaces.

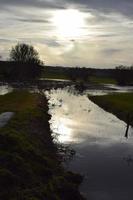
xmin=52 ymin=9 xmax=87 ymax=38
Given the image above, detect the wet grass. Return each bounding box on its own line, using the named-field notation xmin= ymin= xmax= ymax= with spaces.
xmin=90 ymin=76 xmax=116 ymax=84
xmin=42 ymin=71 xmax=116 ymax=85
xmin=90 ymin=93 xmax=133 ymax=125
xmin=0 ymin=90 xmax=84 ymax=200
xmin=42 ymin=71 xmax=69 ymax=80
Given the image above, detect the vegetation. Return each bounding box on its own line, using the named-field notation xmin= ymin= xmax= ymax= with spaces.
xmin=0 ymin=91 xmax=84 ymax=200
xmin=114 ymin=65 xmax=133 ymax=85
xmin=42 ymin=66 xmax=116 ymax=84
xmin=10 ymin=43 xmax=43 ymax=65
xmin=0 ymin=44 xmax=44 ymax=81
xmin=0 ymin=61 xmax=43 ymax=81
xmin=90 ymin=93 xmax=133 ymax=126
xmin=90 ymin=76 xmax=116 ymax=84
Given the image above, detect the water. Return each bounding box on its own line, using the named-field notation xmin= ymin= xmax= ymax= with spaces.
xmin=105 ymin=84 xmax=133 ymax=93
xmin=0 ymin=85 xmax=13 ymax=95
xmin=47 ymin=88 xmax=133 ymax=200
xmin=0 ymin=112 xmax=14 ymax=127
xmin=86 ymin=84 xmax=133 ymax=96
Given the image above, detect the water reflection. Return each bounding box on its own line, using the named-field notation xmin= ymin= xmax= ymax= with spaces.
xmin=0 ymin=85 xmax=13 ymax=95
xmin=48 ymin=87 xmax=133 ymax=200
xmin=47 ymin=88 xmax=133 ymax=145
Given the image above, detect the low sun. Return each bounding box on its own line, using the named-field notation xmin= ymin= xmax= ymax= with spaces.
xmin=52 ymin=9 xmax=86 ymax=38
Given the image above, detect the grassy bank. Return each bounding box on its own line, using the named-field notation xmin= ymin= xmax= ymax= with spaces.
xmin=90 ymin=93 xmax=133 ymax=126
xmin=90 ymin=76 xmax=116 ymax=84
xmin=0 ymin=91 xmax=84 ymax=200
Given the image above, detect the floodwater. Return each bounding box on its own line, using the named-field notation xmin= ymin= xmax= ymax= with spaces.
xmin=86 ymin=84 xmax=133 ymax=96
xmin=0 ymin=85 xmax=13 ymax=95
xmin=0 ymin=112 xmax=14 ymax=127
xmin=47 ymin=87 xmax=133 ymax=200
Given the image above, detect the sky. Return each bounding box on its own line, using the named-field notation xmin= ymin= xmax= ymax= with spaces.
xmin=0 ymin=0 xmax=133 ymax=68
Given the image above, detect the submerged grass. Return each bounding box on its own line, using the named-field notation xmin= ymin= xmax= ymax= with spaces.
xmin=0 ymin=90 xmax=84 ymax=200
xmin=90 ymin=92 xmax=133 ymax=125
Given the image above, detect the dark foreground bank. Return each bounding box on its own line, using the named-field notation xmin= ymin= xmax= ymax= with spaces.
xmin=0 ymin=90 xmax=84 ymax=200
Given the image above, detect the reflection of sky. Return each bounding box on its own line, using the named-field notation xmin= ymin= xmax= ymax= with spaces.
xmin=0 ymin=85 xmax=13 ymax=95
xmin=48 ymin=88 xmax=133 ymax=200
xmin=48 ymin=88 xmax=133 ymax=145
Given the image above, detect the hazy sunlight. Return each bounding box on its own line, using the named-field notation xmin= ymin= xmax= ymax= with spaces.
xmin=52 ymin=9 xmax=87 ymax=38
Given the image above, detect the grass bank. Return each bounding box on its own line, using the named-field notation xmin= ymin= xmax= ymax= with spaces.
xmin=89 ymin=76 xmax=116 ymax=84
xmin=0 ymin=90 xmax=84 ymax=200
xmin=89 ymin=93 xmax=133 ymax=126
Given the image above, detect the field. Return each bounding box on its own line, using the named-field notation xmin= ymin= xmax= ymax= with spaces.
xmin=89 ymin=76 xmax=116 ymax=84
xmin=90 ymin=93 xmax=133 ymax=126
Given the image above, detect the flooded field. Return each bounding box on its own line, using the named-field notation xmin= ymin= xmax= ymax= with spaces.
xmin=47 ymin=87 xmax=133 ymax=200
xmin=1 ymin=84 xmax=133 ymax=199
xmin=0 ymin=85 xmax=13 ymax=95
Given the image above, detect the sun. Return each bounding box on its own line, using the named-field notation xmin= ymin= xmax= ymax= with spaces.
xmin=52 ymin=9 xmax=86 ymax=38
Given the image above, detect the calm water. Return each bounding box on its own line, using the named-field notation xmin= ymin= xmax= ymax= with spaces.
xmin=0 ymin=85 xmax=13 ymax=95
xmin=47 ymin=87 xmax=133 ymax=200
xmin=1 ymin=84 xmax=133 ymax=199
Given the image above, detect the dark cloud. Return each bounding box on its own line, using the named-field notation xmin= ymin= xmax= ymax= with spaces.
xmin=70 ymin=39 xmax=76 ymax=42
xmin=97 ymin=33 xmax=120 ymax=38
xmin=15 ymin=18 xmax=49 ymax=24
xmin=0 ymin=0 xmax=65 ymax=10
xmin=44 ymin=40 xmax=62 ymax=47
xmin=1 ymin=0 xmax=133 ymax=19
xmin=102 ymin=48 xmax=122 ymax=55
xmin=65 ymin=0 xmax=133 ymax=18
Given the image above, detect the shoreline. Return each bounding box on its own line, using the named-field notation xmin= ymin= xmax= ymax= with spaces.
xmin=0 ymin=90 xmax=84 ymax=200
xmin=89 ymin=93 xmax=133 ymax=128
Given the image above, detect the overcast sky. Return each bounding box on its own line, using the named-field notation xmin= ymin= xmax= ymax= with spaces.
xmin=0 ymin=0 xmax=133 ymax=68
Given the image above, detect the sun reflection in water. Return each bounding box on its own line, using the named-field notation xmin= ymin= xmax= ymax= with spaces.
xmin=57 ymin=121 xmax=72 ymax=143
xmin=52 ymin=117 xmax=75 ymax=143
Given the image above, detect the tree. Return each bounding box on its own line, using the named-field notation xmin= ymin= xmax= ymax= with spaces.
xmin=114 ymin=65 xmax=133 ymax=85
xmin=9 ymin=43 xmax=43 ymax=65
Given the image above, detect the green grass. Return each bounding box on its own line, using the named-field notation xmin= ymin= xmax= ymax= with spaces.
xmin=90 ymin=93 xmax=133 ymax=125
xmin=0 ymin=91 xmax=84 ymax=200
xmin=90 ymin=76 xmax=116 ymax=84
xmin=42 ymin=71 xmax=69 ymax=80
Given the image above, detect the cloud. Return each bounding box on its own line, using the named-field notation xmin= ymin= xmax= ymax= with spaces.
xmin=0 ymin=0 xmax=133 ymax=67
xmin=65 ymin=0 xmax=133 ymax=18
xmin=15 ymin=18 xmax=49 ymax=24
xmin=0 ymin=0 xmax=65 ymax=10
xmin=102 ymin=48 xmax=122 ymax=56
xmin=1 ymin=0 xmax=133 ymax=19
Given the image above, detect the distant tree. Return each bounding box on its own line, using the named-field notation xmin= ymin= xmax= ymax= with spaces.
xmin=9 ymin=43 xmax=43 ymax=65
xmin=68 ymin=67 xmax=90 ymax=82
xmin=114 ymin=65 xmax=133 ymax=85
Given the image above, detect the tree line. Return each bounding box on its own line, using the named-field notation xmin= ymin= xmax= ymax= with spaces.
xmin=114 ymin=65 xmax=133 ymax=85
xmin=0 ymin=43 xmax=44 ymax=81
xmin=0 ymin=43 xmax=133 ymax=85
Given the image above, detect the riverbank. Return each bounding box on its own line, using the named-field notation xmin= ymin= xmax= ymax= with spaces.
xmin=0 ymin=90 xmax=84 ymax=200
xmin=89 ymin=92 xmax=133 ymax=126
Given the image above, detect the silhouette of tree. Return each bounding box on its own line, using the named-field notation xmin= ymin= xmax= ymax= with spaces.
xmin=10 ymin=43 xmax=43 ymax=65
xmin=114 ymin=65 xmax=133 ymax=85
